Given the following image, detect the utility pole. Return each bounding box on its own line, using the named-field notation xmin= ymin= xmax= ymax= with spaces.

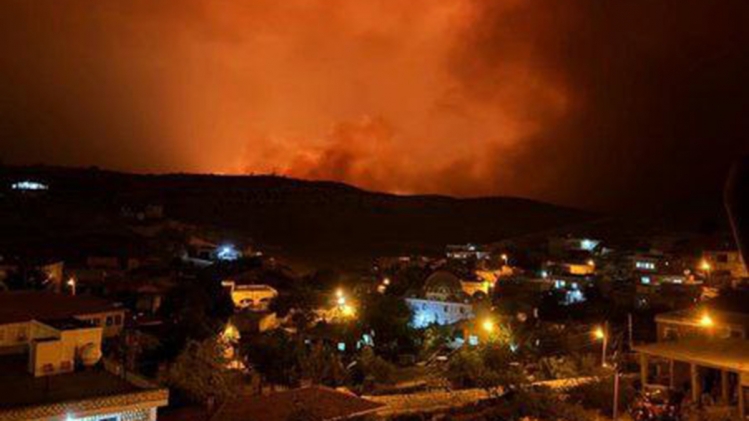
xmin=627 ymin=313 xmax=633 ymax=349
xmin=613 ymin=363 xmax=620 ymax=420
xmin=602 ymin=321 xmax=609 ymax=366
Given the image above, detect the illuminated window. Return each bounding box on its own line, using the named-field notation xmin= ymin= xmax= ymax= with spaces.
xmin=11 ymin=180 xmax=48 ymax=191
xmin=641 ymin=276 xmax=651 ymax=285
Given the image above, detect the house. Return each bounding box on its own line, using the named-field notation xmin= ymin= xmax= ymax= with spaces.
xmin=703 ymin=249 xmax=748 ymax=280
xmin=634 ymin=291 xmax=749 ymax=419
xmin=446 ymin=244 xmax=491 ymax=262
xmin=221 ymin=281 xmax=278 ymax=312
xmin=406 ymin=271 xmax=475 ymax=328
xmin=548 ymin=236 xmax=601 ymax=257
xmin=0 ymin=291 xmax=126 ymax=350
xmin=211 ymin=386 xmax=383 ymax=421
xmin=0 ymin=257 xmax=65 ymax=292
xmin=0 ymin=322 xmax=168 ymax=421
xmin=655 ymin=293 xmax=749 ymax=342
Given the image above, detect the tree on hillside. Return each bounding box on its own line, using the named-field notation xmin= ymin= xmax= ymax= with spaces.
xmin=154 ymin=273 xmax=234 ymax=361
xmin=242 ymin=330 xmax=304 ymax=387
xmin=298 ymin=342 xmax=346 ymax=386
xmin=446 ymin=343 xmax=527 ymax=398
xmin=358 ymin=294 xmax=415 ymax=358
xmin=165 ymin=337 xmax=241 ymax=405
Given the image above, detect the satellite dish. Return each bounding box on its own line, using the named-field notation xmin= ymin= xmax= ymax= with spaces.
xmin=79 ymin=343 xmax=102 ymax=367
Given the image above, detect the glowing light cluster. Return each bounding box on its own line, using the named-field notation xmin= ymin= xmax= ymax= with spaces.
xmin=12 ymin=180 xmax=48 ymax=190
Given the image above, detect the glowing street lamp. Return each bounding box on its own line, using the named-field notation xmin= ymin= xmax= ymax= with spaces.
xmin=593 ymin=326 xmax=605 ymax=339
xmin=500 ymin=253 xmax=509 ymax=265
xmin=699 ymin=313 xmax=714 ymax=328
xmin=587 ymin=259 xmax=596 ymax=267
xmin=594 ymin=324 xmax=608 ymax=366
xmin=383 ymin=278 xmax=391 ymax=286
xmin=700 ymin=259 xmax=712 ymax=272
xmin=341 ymin=304 xmax=356 ymax=318
xmin=482 ymin=319 xmax=495 ymax=333
xmin=67 ymin=277 xmax=76 ymax=296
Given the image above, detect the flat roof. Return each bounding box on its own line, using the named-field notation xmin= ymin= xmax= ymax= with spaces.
xmin=0 ymin=291 xmax=122 ymax=325
xmin=0 ymin=355 xmax=137 ymax=409
xmin=634 ymin=338 xmax=749 ymax=373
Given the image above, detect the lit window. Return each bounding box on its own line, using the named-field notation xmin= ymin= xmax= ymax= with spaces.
xmin=641 ymin=277 xmax=651 ymax=285
xmin=337 ymin=342 xmax=346 ymax=352
xmin=11 ymin=180 xmax=48 ymax=191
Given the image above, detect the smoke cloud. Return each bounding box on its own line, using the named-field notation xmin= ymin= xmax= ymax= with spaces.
xmin=1 ymin=0 xmax=748 ymax=209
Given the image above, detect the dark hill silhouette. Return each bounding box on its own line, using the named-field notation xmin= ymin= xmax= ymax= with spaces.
xmin=0 ymin=165 xmax=594 ymax=267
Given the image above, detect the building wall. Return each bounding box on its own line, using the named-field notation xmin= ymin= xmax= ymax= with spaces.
xmin=406 ymin=298 xmax=474 ymax=328
xmin=230 ymin=288 xmax=277 ymax=311
xmin=76 ymin=310 xmax=125 ymax=338
xmin=0 ymin=322 xmax=31 ymax=348
xmin=29 ymin=324 xmax=103 ymax=377
xmin=460 ymin=281 xmax=489 ymax=298
xmin=703 ymin=250 xmax=749 ymax=278
xmin=657 ymin=319 xmax=746 ymax=342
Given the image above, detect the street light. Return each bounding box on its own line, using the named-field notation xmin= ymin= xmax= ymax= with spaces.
xmin=593 ymin=326 xmax=605 ymax=339
xmin=594 ymin=324 xmax=607 ymax=367
xmin=699 ymin=312 xmax=714 ymax=328
xmin=501 ymin=254 xmax=509 ymax=265
xmin=482 ymin=319 xmax=495 ymax=333
xmin=67 ymin=277 xmax=76 ymax=296
xmin=341 ymin=304 xmax=355 ymax=318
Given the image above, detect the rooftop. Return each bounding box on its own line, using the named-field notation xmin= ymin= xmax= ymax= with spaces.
xmin=212 ymin=386 xmax=384 ymax=421
xmin=0 ymin=291 xmax=122 ymax=325
xmin=0 ymin=355 xmax=136 ymax=409
xmin=0 ymin=355 xmax=168 ymax=420
xmin=634 ymin=338 xmax=749 ymax=372
xmin=656 ymin=291 xmax=749 ymax=327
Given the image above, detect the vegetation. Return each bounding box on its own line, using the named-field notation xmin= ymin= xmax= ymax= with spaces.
xmin=352 ymin=347 xmax=397 ymax=384
xmin=566 ymin=374 xmax=636 ymax=417
xmin=472 ymin=387 xmax=594 ymax=421
xmin=241 ymin=331 xmax=346 ymax=388
xmin=357 ymin=293 xmax=416 ymax=359
xmin=446 ymin=343 xmax=526 ymax=397
xmin=164 ymin=337 xmax=241 ymax=405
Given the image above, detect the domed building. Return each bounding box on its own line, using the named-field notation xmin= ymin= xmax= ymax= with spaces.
xmin=406 ymin=270 xmax=476 ymax=328
xmin=424 ymin=270 xmax=466 ymax=301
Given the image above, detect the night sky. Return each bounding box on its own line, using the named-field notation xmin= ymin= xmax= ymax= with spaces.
xmin=1 ymin=0 xmax=748 ymax=210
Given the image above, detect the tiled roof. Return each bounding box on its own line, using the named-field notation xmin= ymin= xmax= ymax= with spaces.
xmin=0 ymin=291 xmax=122 ymax=324
xmin=212 ymin=386 xmax=384 ymax=421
